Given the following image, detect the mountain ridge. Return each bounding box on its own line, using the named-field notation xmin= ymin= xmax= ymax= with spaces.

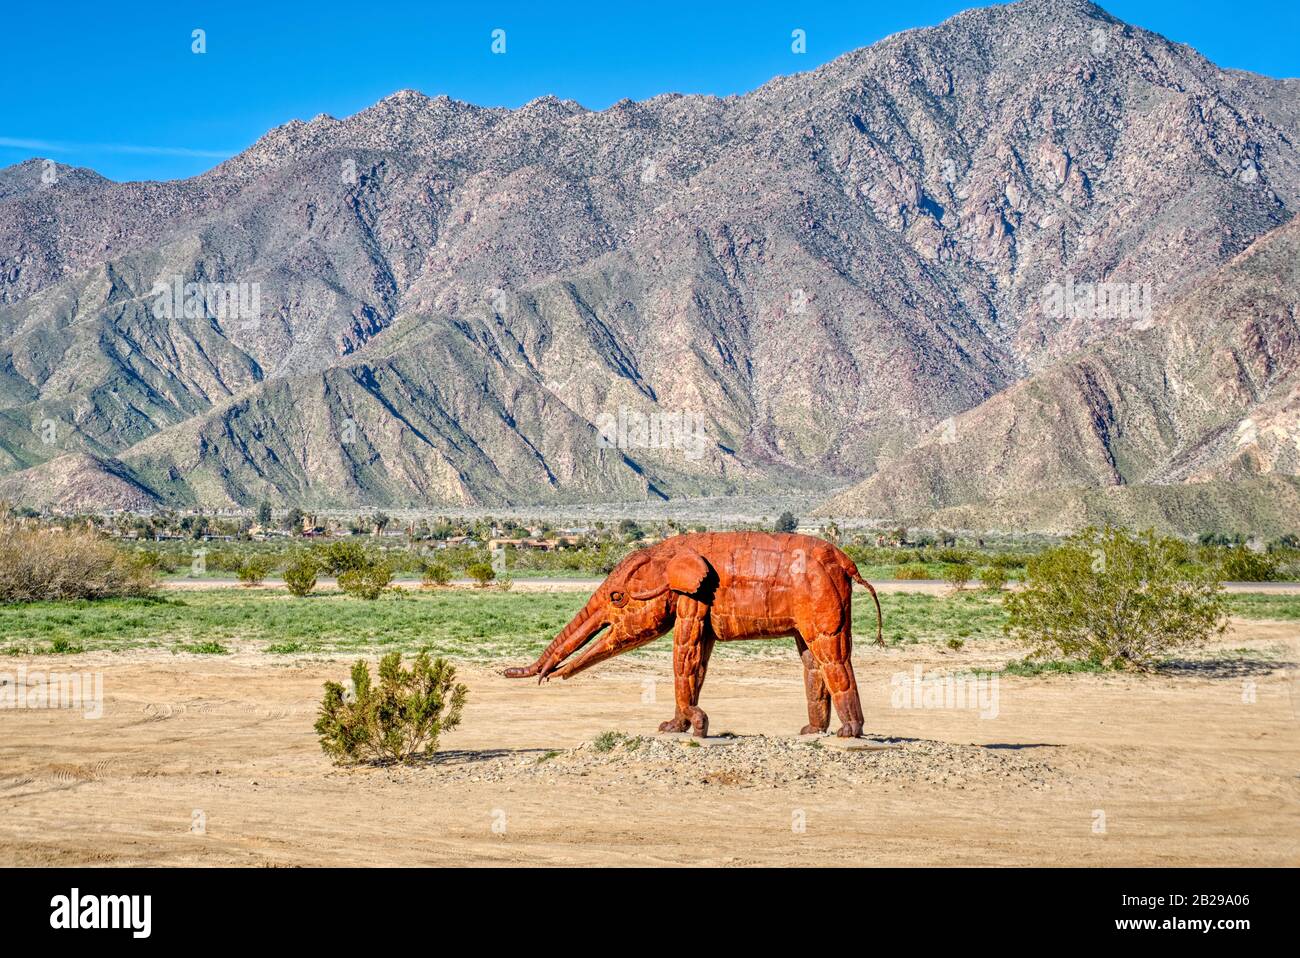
xmin=1 ymin=0 xmax=1296 ymax=532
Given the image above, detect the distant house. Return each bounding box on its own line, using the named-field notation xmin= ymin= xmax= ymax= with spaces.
xmin=488 ymin=537 xmax=555 ymax=552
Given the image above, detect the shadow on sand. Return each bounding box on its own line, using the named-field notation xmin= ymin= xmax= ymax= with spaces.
xmin=419 ymin=748 xmax=554 ymax=767
xmin=1156 ymin=657 xmax=1281 ymax=679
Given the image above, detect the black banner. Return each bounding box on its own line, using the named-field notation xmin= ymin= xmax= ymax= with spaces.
xmin=0 ymin=867 xmax=1283 ymax=943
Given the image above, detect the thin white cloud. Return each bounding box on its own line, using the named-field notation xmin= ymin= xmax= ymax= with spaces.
xmin=0 ymin=136 xmax=231 ymax=159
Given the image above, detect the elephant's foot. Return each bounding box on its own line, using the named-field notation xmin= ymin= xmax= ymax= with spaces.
xmin=687 ymin=706 xmax=709 ymax=738
xmin=658 ymin=706 xmax=709 ymax=738
xmin=800 ymin=723 xmax=829 ymax=736
xmin=836 ymin=721 xmax=864 ymax=738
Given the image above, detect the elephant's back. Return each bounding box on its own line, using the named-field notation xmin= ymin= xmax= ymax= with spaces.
xmin=683 ymin=531 xmax=851 ymax=637
xmin=675 ymin=531 xmax=849 ymax=586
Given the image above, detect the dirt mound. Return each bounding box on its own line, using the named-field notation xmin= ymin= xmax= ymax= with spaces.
xmin=422 ymin=733 xmax=1061 ymax=791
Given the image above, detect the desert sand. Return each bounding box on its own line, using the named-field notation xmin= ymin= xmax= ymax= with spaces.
xmin=1 ymin=621 xmax=1297 ymax=867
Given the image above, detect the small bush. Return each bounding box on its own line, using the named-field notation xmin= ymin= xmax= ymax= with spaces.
xmin=593 ymin=730 xmax=627 ymax=752
xmin=933 ymin=547 xmax=976 ymax=565
xmin=979 ymin=565 xmax=1009 ymax=592
xmin=895 ymin=564 xmax=932 ymax=580
xmin=315 ymin=652 xmax=468 ymax=764
xmin=338 ymin=560 xmax=392 ymax=600
xmin=315 ymin=540 xmax=370 ymax=575
xmin=133 ymin=547 xmax=177 ymax=575
xmin=283 ymin=555 xmax=318 ymax=597
xmin=176 ymin=641 xmax=230 ymax=655
xmin=0 ymin=518 xmax=156 ymax=603
xmin=237 ymin=555 xmax=275 ymax=587
xmin=466 ymin=562 xmax=496 ymax=588
xmin=1216 ymin=547 xmax=1279 ymax=583
xmin=944 ymin=563 xmax=973 ymax=591
xmin=265 ymin=641 xmax=306 ymax=655
xmin=421 ymin=561 xmax=452 ymax=588
xmin=495 ymin=575 xmax=514 ymax=592
xmin=1004 ymin=526 xmax=1227 ymax=671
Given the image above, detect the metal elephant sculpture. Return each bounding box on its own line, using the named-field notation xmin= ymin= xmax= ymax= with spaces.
xmin=504 ymin=532 xmax=883 ymax=738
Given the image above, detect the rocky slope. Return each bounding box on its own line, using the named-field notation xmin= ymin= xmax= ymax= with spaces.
xmin=0 ymin=0 xmax=1297 ymax=519
xmin=819 ymin=215 xmax=1300 ymax=532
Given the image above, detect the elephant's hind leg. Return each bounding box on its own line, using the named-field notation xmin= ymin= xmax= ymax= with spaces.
xmin=660 ymin=602 xmax=714 ymax=737
xmin=795 ymin=635 xmax=831 ymax=735
xmin=805 ymin=631 xmax=865 ymax=738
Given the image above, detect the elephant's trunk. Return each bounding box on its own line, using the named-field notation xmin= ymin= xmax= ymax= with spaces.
xmin=503 ymin=590 xmax=608 ymax=681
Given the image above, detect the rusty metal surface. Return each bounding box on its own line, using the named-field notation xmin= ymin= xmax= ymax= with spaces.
xmin=505 ymin=532 xmax=883 ymax=737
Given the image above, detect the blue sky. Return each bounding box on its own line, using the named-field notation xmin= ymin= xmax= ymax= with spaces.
xmin=4 ymin=1 xmax=1297 ymax=182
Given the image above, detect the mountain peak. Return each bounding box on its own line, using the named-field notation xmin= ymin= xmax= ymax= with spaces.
xmin=377 ymin=88 xmax=433 ymax=106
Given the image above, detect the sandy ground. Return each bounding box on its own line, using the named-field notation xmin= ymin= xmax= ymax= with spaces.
xmin=1 ymin=622 xmax=1297 ymax=867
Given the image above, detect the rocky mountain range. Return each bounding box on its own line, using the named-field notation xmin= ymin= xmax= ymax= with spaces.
xmin=1 ymin=0 xmax=1297 ymax=534
xmin=820 ymin=216 xmax=1300 ymax=534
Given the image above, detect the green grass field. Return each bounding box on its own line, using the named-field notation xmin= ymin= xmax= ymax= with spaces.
xmin=2 ymin=588 xmax=1296 ymax=659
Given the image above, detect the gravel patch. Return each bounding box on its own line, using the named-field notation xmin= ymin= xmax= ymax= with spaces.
xmin=414 ymin=733 xmax=1062 ymax=791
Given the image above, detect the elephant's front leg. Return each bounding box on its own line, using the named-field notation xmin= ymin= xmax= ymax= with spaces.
xmin=659 ymin=601 xmax=714 ymax=737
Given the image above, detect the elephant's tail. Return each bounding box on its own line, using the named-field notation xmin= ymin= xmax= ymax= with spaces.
xmin=840 ymin=557 xmax=884 ymax=647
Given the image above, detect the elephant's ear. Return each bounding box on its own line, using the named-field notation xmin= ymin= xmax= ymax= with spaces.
xmin=665 ymin=550 xmax=710 ymax=595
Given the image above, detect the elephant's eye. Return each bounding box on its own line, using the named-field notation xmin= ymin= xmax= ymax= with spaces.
xmin=610 ymin=591 xmax=627 ymax=607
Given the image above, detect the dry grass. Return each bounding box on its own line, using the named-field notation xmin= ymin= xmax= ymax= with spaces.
xmin=0 ymin=517 xmax=156 ymax=603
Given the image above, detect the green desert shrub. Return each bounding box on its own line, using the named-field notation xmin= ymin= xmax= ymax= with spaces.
xmin=592 ymin=730 xmax=628 ymax=752
xmin=314 ymin=540 xmax=370 ymax=575
xmin=283 ymin=555 xmax=318 ymax=597
xmin=421 ymin=561 xmax=452 ymax=588
xmin=338 ymin=560 xmax=393 ymax=600
xmin=978 ymin=565 xmax=1009 ymax=592
xmin=466 ymin=561 xmax=496 ymax=588
xmin=932 ymin=547 xmax=976 ymax=565
xmin=176 ymin=640 xmax=230 ymax=655
xmin=237 ymin=555 xmax=275 ymax=586
xmin=133 ymin=547 xmax=178 ymax=575
xmin=943 ymin=563 xmax=974 ymax=591
xmin=315 ymin=652 xmax=468 ymax=764
xmin=989 ymin=552 xmax=1026 ymax=571
xmin=895 ymin=564 xmax=932 ymax=580
xmin=1215 ymin=546 xmax=1280 ymax=583
xmin=1004 ymin=526 xmax=1227 ymax=671
xmin=0 ymin=518 xmax=156 ymax=603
